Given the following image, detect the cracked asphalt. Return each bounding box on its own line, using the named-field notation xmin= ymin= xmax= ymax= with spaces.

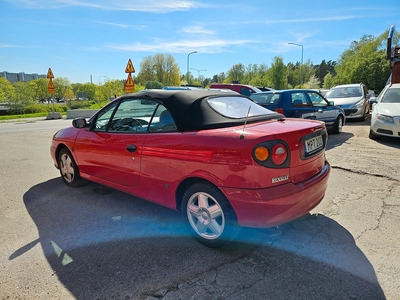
xmin=0 ymin=117 xmax=399 ymax=299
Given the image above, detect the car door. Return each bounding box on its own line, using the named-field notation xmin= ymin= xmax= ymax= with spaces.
xmin=306 ymin=91 xmax=337 ymax=124
xmin=284 ymin=91 xmax=315 ymax=119
xmin=73 ymin=98 xmax=158 ymax=188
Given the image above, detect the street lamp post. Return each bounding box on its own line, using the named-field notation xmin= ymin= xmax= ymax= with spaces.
xmin=187 ymin=51 xmax=197 ymax=85
xmin=288 ymin=42 xmax=304 ymax=88
xmin=99 ymin=75 xmax=107 ymax=86
xmin=190 ymin=68 xmax=207 ymax=85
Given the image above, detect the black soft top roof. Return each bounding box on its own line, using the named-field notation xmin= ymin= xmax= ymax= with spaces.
xmin=119 ymin=90 xmax=284 ymax=131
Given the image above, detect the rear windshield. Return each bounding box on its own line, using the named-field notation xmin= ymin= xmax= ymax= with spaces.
xmin=326 ymin=86 xmax=362 ymax=98
xmin=207 ymin=96 xmax=274 ymax=118
xmin=250 ymin=93 xmax=280 ymax=106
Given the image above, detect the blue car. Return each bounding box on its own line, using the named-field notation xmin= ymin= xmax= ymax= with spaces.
xmin=250 ymin=89 xmax=345 ymax=134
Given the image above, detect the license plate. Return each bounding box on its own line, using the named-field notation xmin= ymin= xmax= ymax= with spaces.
xmin=305 ymin=135 xmax=324 ymax=154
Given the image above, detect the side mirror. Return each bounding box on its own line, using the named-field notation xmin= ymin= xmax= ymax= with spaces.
xmin=72 ymin=118 xmax=87 ymax=128
xmin=328 ymin=101 xmax=335 ymax=106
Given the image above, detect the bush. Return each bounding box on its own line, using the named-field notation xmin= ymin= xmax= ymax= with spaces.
xmin=23 ymin=104 xmax=48 ymax=114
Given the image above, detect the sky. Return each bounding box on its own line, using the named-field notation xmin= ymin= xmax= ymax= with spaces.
xmin=1 ymin=0 xmax=399 ymax=85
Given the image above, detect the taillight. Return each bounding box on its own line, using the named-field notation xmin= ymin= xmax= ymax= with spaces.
xmin=274 ymin=108 xmax=284 ymax=115
xmin=252 ymin=141 xmax=290 ymax=168
xmin=271 ymin=143 xmax=287 ymax=165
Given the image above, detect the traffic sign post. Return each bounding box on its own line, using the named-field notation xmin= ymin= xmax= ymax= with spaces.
xmin=124 ymin=59 xmax=135 ymax=93
xmin=45 ymin=68 xmax=62 ymax=119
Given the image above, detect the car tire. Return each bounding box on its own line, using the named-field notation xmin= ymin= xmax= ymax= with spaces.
xmin=181 ymin=182 xmax=241 ymax=248
xmin=332 ymin=115 xmax=343 ymax=134
xmin=58 ymin=148 xmax=83 ymax=187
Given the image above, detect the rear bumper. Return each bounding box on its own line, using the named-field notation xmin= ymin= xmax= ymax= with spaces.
xmin=221 ymin=161 xmax=330 ymax=228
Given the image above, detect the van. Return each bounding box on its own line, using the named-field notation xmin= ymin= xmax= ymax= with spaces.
xmin=209 ymin=83 xmax=262 ymax=97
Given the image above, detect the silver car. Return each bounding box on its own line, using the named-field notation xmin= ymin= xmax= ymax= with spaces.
xmin=325 ymin=84 xmax=370 ymax=121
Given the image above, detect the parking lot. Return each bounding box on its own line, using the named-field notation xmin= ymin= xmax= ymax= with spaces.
xmin=0 ymin=117 xmax=399 ymax=299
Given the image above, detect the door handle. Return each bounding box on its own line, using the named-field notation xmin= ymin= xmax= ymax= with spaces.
xmin=126 ymin=144 xmax=137 ymax=153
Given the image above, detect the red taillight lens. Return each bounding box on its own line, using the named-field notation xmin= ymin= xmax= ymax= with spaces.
xmin=252 ymin=141 xmax=289 ymax=168
xmin=274 ymin=108 xmax=284 ymax=115
xmin=271 ymin=143 xmax=288 ymax=165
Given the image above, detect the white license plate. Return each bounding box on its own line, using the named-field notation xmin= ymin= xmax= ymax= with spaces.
xmin=305 ymin=135 xmax=324 ymax=153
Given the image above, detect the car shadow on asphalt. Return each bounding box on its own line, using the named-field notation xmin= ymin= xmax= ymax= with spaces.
xmin=17 ymin=178 xmax=385 ymax=299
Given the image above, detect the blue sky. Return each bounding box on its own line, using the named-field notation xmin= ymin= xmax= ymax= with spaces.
xmin=1 ymin=0 xmax=399 ymax=84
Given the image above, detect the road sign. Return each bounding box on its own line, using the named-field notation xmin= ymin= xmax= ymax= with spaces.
xmin=47 ymin=68 xmax=54 ymax=79
xmin=125 ymin=59 xmax=135 ymax=73
xmin=125 ymin=73 xmax=135 ymax=93
xmin=48 ymin=78 xmax=55 ymax=93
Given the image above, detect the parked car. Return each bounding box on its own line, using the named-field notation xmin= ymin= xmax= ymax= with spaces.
xmin=325 ymin=83 xmax=370 ymax=120
xmin=250 ymin=89 xmax=345 ymax=134
xmin=209 ymin=83 xmax=262 ymax=96
xmin=368 ymin=90 xmax=378 ymax=110
xmin=369 ymin=83 xmax=400 ymax=139
xmin=50 ymin=90 xmax=330 ymax=247
xmin=257 ymin=86 xmax=275 ymax=92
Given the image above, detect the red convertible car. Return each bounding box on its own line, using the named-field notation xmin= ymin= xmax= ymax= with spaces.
xmin=50 ymin=90 xmax=330 ymax=247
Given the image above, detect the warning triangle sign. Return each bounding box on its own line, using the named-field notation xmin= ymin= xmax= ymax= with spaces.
xmin=47 ymin=68 xmax=54 ymax=79
xmin=125 ymin=59 xmax=135 ymax=73
xmin=48 ymin=78 xmax=55 ymax=93
xmin=125 ymin=73 xmax=135 ymax=93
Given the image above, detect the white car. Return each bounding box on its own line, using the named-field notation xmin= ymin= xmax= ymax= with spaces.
xmin=369 ymin=83 xmax=400 ymax=139
xmin=325 ymin=83 xmax=370 ymax=120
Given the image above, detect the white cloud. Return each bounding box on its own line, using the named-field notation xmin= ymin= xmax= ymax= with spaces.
xmin=105 ymin=38 xmax=256 ymax=54
xmin=182 ymin=26 xmax=214 ymax=35
xmin=6 ymin=0 xmax=206 ymax=13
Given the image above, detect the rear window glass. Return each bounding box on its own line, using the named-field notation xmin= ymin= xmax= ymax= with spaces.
xmin=207 ymin=96 xmax=274 ymax=118
xmin=250 ymin=93 xmax=280 ymax=106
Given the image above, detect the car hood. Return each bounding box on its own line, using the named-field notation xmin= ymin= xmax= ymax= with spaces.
xmin=327 ymin=96 xmax=362 ymax=106
xmin=375 ymin=103 xmax=400 ymax=116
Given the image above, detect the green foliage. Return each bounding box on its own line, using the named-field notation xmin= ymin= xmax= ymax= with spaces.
xmin=333 ymin=32 xmax=392 ymax=90
xmin=323 ymin=73 xmax=334 ymax=89
xmin=136 ymin=54 xmax=180 ymax=86
xmin=53 ymin=77 xmax=71 ymax=101
xmin=69 ymin=100 xmax=93 ymax=109
xmin=96 ymin=79 xmax=124 ymax=101
xmin=145 ymin=80 xmax=163 ymax=89
xmin=270 ymin=56 xmax=288 ymax=89
xmin=0 ymin=77 xmax=15 ymax=103
xmin=77 ymin=83 xmax=97 ymax=101
xmin=226 ymin=63 xmax=246 ymax=83
xmin=23 ymin=103 xmax=48 ymax=114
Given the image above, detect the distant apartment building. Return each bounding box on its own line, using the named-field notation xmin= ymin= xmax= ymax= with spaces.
xmin=1 ymin=71 xmax=46 ymax=83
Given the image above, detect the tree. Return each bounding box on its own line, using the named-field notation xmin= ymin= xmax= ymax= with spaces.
xmin=29 ymin=78 xmax=49 ymax=103
xmin=9 ymin=81 xmax=35 ymax=114
xmin=136 ymin=54 xmax=180 ymax=87
xmin=145 ymin=80 xmax=163 ymax=89
xmin=269 ymin=56 xmax=288 ymax=89
xmin=96 ymin=79 xmax=124 ymax=101
xmin=53 ymin=77 xmax=71 ymax=102
xmin=226 ymin=63 xmax=246 ymax=83
xmin=305 ymin=75 xmax=320 ymax=89
xmin=323 ymin=73 xmax=334 ymax=89
xmin=0 ymin=77 xmax=15 ymax=103
xmin=333 ymin=32 xmax=393 ymax=91
xmin=314 ymin=60 xmax=336 ymax=87
xmin=77 ymin=83 xmax=97 ymax=101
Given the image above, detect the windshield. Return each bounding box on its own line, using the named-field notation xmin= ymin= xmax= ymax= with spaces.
xmin=207 ymin=96 xmax=275 ymax=118
xmin=326 ymin=86 xmax=362 ymax=98
xmin=381 ymin=88 xmax=400 ymax=103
